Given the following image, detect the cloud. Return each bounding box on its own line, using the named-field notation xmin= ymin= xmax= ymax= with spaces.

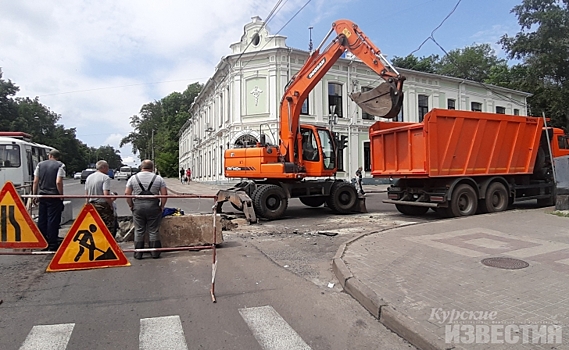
xmin=0 ymin=0 xmax=304 ymax=164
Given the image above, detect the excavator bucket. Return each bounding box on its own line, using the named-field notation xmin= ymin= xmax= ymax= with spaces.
xmin=350 ymin=81 xmax=404 ymax=119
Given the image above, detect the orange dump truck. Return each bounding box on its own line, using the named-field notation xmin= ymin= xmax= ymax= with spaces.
xmin=372 ymin=108 xmax=569 ymax=217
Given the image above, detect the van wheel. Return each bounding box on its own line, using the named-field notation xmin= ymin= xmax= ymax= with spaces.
xmin=484 ymin=182 xmax=509 ymax=213
xmin=450 ymin=184 xmax=478 ymax=217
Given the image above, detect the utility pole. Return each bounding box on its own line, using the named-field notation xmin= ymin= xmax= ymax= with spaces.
xmin=151 ymin=129 xmax=155 ymax=164
xmin=308 ymin=26 xmax=313 ymax=53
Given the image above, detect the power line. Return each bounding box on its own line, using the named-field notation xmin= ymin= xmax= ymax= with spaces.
xmin=37 ymin=78 xmax=209 ymax=97
xmin=239 ymin=0 xmax=313 ymax=70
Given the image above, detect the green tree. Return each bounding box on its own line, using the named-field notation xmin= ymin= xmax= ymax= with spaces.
xmin=500 ymin=0 xmax=569 ymax=128
xmin=121 ymin=82 xmax=202 ymax=177
xmin=0 ymin=69 xmax=19 ymax=126
xmin=391 ymin=54 xmax=439 ymax=73
xmin=435 ymin=44 xmax=506 ymax=82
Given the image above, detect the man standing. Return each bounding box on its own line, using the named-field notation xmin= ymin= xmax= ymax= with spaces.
xmin=85 ymin=160 xmax=115 ymax=235
xmin=179 ymin=168 xmax=184 ymax=183
xmin=125 ymin=160 xmax=167 ymax=259
xmin=32 ymin=149 xmax=65 ymax=251
xmin=355 ymin=166 xmax=365 ymax=195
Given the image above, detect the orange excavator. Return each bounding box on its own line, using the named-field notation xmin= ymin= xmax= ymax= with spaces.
xmin=217 ymin=19 xmax=405 ymax=221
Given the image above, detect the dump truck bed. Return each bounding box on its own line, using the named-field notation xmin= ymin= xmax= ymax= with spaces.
xmin=369 ymin=108 xmax=544 ymax=178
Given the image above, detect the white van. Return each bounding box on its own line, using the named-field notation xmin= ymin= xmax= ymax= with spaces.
xmin=116 ymin=166 xmax=133 ymax=181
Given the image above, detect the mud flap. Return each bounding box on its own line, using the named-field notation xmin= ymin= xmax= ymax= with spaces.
xmin=350 ymin=81 xmax=403 ymax=119
xmin=215 ymin=190 xmax=257 ymax=224
xmin=354 ymin=194 xmax=367 ymax=213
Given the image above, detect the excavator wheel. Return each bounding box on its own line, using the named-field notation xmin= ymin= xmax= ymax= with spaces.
xmin=253 ymin=184 xmax=288 ymax=220
xmin=326 ymin=182 xmax=358 ymax=214
xmin=299 ymin=196 xmax=326 ymax=207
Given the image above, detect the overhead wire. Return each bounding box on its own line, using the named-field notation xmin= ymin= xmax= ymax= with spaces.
xmin=37 ymin=78 xmax=210 ymax=97
xmin=238 ymin=0 xmax=313 ymax=70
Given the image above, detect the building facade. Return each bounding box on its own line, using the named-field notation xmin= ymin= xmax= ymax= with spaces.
xmin=179 ymin=16 xmax=530 ymax=182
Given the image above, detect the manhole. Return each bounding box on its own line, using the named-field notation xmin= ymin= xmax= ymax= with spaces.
xmin=481 ymin=257 xmax=529 ymax=270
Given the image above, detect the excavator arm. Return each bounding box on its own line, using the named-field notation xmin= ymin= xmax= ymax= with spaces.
xmin=279 ymin=19 xmax=405 ymax=163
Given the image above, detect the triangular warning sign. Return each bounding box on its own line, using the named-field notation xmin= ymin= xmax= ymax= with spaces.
xmin=47 ymin=203 xmax=130 ymax=272
xmin=0 ymin=181 xmax=48 ymax=249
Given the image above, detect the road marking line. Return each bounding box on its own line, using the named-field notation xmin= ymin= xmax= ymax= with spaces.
xmin=139 ymin=315 xmax=188 ymax=350
xmin=239 ymin=305 xmax=311 ymax=350
xmin=19 ymin=323 xmax=75 ymax=350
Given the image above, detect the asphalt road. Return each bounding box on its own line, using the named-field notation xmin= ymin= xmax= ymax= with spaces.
xmin=0 ymin=178 xmax=417 ymax=350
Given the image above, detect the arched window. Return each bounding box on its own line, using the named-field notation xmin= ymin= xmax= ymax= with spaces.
xmin=234 ymin=134 xmax=258 ymax=148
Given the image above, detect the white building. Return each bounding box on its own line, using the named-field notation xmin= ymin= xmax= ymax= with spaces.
xmin=179 ymin=16 xmax=530 ymax=183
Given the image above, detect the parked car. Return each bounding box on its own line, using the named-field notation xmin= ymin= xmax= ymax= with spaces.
xmin=107 ymin=169 xmax=114 ymax=179
xmin=80 ymin=169 xmax=96 ymax=184
xmin=73 ymin=172 xmax=81 ymax=180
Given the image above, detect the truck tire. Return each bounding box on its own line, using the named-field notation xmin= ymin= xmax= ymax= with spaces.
xmin=483 ymin=182 xmax=509 ymax=213
xmin=326 ymin=182 xmax=357 ymax=214
xmin=299 ymin=196 xmax=326 ymax=207
xmin=395 ymin=204 xmax=429 ymax=216
xmin=449 ymin=184 xmax=478 ymax=217
xmin=253 ymin=184 xmax=288 ymax=220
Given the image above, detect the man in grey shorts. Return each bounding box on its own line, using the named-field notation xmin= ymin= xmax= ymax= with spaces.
xmin=125 ymin=160 xmax=167 ymax=259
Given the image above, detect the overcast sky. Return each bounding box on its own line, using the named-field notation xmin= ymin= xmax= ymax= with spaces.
xmin=0 ymin=0 xmax=522 ymax=167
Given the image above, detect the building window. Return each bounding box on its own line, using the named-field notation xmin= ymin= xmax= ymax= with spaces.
xmin=496 ymin=106 xmax=506 ymax=114
xmin=328 ymin=82 xmax=343 ymax=118
xmin=301 ymin=96 xmax=309 ymax=115
xmin=471 ymin=102 xmax=482 ymax=112
xmin=361 ymin=87 xmax=374 ymax=120
xmin=513 ymin=108 xmax=520 ymax=115
xmin=364 ymin=142 xmax=371 ymax=171
xmin=447 ymin=99 xmax=456 ymax=110
xmin=418 ymin=94 xmax=429 ymax=122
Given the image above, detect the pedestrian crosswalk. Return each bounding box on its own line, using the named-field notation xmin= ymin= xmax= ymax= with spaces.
xmin=16 ymin=306 xmax=311 ymax=350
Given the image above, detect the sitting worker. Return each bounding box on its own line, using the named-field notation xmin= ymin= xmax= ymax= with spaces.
xmin=302 ymin=135 xmax=318 ymax=161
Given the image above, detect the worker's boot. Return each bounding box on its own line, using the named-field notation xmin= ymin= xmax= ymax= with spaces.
xmin=150 ymin=240 xmax=162 ymax=259
xmin=134 ymin=241 xmax=144 ymax=260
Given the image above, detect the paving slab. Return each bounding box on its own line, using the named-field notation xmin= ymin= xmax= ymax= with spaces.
xmin=335 ymin=208 xmax=569 ymax=349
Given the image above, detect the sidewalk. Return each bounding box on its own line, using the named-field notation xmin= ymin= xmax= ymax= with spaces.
xmin=333 ymin=208 xmax=569 ymax=349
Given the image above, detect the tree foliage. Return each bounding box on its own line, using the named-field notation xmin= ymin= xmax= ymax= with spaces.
xmin=393 ymin=45 xmax=505 ymax=83
xmin=0 ymin=69 xmax=122 ymax=175
xmin=121 ymin=82 xmax=202 ymax=177
xmin=499 ymin=0 xmax=569 ymax=128
xmin=391 ymin=54 xmax=439 ymax=74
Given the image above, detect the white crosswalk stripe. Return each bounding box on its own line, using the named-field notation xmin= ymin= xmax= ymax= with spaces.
xmin=239 ymin=305 xmax=311 ymax=350
xmin=17 ymin=307 xmax=309 ymax=350
xmin=19 ymin=323 xmax=75 ymax=350
xmin=139 ymin=315 xmax=188 ymax=350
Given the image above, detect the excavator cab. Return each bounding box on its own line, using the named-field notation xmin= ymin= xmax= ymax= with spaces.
xmin=295 ymin=126 xmax=337 ymax=176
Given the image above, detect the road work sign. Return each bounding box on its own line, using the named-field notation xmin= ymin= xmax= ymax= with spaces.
xmin=0 ymin=181 xmax=48 ymax=249
xmin=47 ymin=204 xmax=130 ymax=272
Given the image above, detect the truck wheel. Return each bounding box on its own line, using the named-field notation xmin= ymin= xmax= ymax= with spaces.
xmin=484 ymin=182 xmax=509 ymax=213
xmin=253 ymin=184 xmax=288 ymax=220
xmin=395 ymin=205 xmax=429 ymax=216
xmin=326 ymin=182 xmax=357 ymax=214
xmin=299 ymin=196 xmax=326 ymax=207
xmin=450 ymin=184 xmax=478 ymax=217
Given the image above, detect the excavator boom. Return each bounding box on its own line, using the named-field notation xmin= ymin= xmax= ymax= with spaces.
xmin=279 ymin=19 xmax=405 ymax=163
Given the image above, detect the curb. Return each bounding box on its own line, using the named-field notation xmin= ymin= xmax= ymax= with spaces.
xmin=332 ymin=234 xmax=448 ymax=350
